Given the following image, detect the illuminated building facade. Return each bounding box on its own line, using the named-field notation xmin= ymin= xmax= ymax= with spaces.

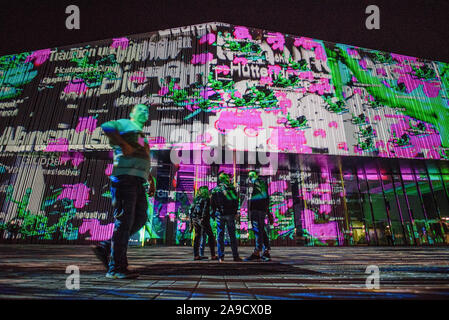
xmin=0 ymin=22 xmax=448 ymax=246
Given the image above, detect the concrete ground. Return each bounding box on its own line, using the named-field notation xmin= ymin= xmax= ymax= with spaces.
xmin=0 ymin=244 xmax=448 ymax=300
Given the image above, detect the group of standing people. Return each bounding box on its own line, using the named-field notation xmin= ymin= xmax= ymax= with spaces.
xmin=189 ymin=170 xmax=272 ymax=263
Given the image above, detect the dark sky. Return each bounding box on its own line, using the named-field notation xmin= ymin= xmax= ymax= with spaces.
xmin=0 ymin=0 xmax=448 ymax=62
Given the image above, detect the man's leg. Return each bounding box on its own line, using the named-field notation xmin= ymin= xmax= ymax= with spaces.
xmin=109 ymin=176 xmax=138 ymax=274
xmin=253 ymin=211 xmax=265 ymax=253
xmin=93 ymin=240 xmax=111 ymax=270
xmin=262 ymin=227 xmax=270 ymax=251
xmin=226 ymin=215 xmax=240 ymax=260
xmin=216 ymin=217 xmax=225 ymax=260
xmin=130 ymin=178 xmax=148 ymax=235
xmin=198 ymin=227 xmax=209 ymax=259
xmin=261 ymin=214 xmax=271 ymax=261
xmin=245 ymin=211 xmax=263 ymax=261
xmin=199 ymin=229 xmax=207 ymax=257
xmin=123 ymin=178 xmax=149 ymax=270
xmin=193 ymin=221 xmax=202 ymax=259
xmin=203 ymin=221 xmax=216 ymax=258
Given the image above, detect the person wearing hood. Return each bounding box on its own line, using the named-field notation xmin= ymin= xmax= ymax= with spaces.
xmin=210 ymin=172 xmax=242 ymax=263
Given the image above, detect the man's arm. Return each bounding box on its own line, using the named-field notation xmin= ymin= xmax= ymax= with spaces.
xmin=188 ymin=202 xmax=194 ymax=232
xmin=101 ymin=121 xmax=136 ymax=156
xmin=147 ymin=175 xmax=156 ymax=197
xmin=210 ymin=192 xmax=217 ymax=219
xmin=251 ymin=180 xmax=268 ymax=200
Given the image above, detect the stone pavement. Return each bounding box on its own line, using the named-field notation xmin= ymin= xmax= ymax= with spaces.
xmin=0 ymin=244 xmax=448 ymax=300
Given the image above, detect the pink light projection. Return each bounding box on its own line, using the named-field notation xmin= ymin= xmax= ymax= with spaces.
xmin=191 ymin=53 xmax=214 ymax=64
xmin=387 ymin=116 xmax=442 ymax=159
xmin=240 ymin=207 xmax=248 ymax=222
xmin=294 ymin=37 xmax=326 ymax=61
xmin=25 ymin=49 xmax=51 ymax=66
xmin=271 ymin=199 xmax=293 ymax=216
xmin=268 ymin=127 xmax=312 ymax=153
xmin=298 ymin=71 xmax=314 ymax=80
xmin=44 ymin=138 xmax=69 ymax=152
xmin=59 ymin=152 xmax=85 ymax=167
xmin=59 ymin=153 xmax=71 ymax=165
xmin=129 ymin=71 xmax=147 ymax=83
xmin=266 ymin=32 xmax=285 ymax=51
xmin=359 ymin=59 xmax=368 ymax=70
xmin=199 ymin=33 xmax=216 ymax=45
xmin=391 ymin=53 xmax=419 ymax=64
xmin=347 ymin=48 xmax=359 ymax=57
xmin=329 ymin=121 xmax=338 ymax=129
xmin=215 ymin=65 xmax=231 ymax=75
xmin=79 ymin=219 xmax=114 ymax=241
xmin=147 ymin=136 xmax=166 ymax=149
xmin=105 ymin=163 xmax=113 ymax=176
xmin=167 ymin=202 xmax=176 ymax=222
xmin=302 ymin=208 xmax=343 ymax=243
xmin=268 ymin=180 xmax=287 ymax=195
xmin=111 ymin=38 xmax=129 ymax=49
xmin=57 ymin=183 xmax=90 ymax=208
xmin=267 ymin=65 xmax=282 ymax=76
xmin=177 ymin=220 xmax=187 ymax=232
xmin=337 ymin=142 xmax=349 ymax=151
xmin=233 ymin=57 xmax=248 ymax=65
xmin=200 ymin=88 xmax=216 ymax=99
xmin=397 ymin=75 xmax=441 ymax=98
xmin=308 ymin=78 xmax=332 ymax=95
xmin=377 ymin=68 xmax=387 ymax=76
xmin=233 ymin=26 xmax=252 ymax=40
xmin=269 ymin=91 xmax=292 ymax=115
xmin=64 ymin=80 xmax=88 ymax=95
xmin=260 ymin=76 xmax=273 ymax=86
xmin=313 ymin=129 xmax=327 ymax=138
xmin=75 ymin=116 xmax=98 ymax=134
xmin=71 ymin=152 xmax=84 ymax=167
xmin=214 ymin=109 xmax=263 ymax=136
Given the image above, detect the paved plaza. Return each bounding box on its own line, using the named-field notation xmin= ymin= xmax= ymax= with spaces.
xmin=0 ymin=244 xmax=448 ymax=300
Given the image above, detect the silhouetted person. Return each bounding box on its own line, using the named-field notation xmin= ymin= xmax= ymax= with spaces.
xmin=245 ymin=170 xmax=272 ymax=261
xmin=211 ymin=172 xmax=242 ymax=262
xmin=189 ymin=186 xmax=217 ymax=261
xmin=384 ymin=225 xmax=394 ymax=246
xmin=93 ymin=104 xmax=152 ymax=279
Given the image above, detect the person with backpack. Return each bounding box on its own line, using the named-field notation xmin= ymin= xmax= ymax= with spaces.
xmin=189 ymin=186 xmax=217 ymax=261
xmin=210 ymin=172 xmax=243 ymax=263
xmin=245 ymin=170 xmax=272 ymax=262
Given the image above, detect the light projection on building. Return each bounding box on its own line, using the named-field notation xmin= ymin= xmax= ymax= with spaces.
xmin=0 ymin=22 xmax=448 ymax=245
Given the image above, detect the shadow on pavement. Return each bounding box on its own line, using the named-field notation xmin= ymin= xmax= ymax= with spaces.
xmin=135 ymin=262 xmax=321 ymax=276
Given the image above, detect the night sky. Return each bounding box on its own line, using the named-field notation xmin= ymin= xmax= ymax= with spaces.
xmin=0 ymin=0 xmax=448 ymax=62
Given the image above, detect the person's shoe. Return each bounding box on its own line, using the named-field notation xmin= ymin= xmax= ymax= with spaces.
xmin=210 ymin=255 xmax=218 ymax=260
xmin=233 ymin=256 xmax=243 ymax=262
xmin=218 ymin=257 xmax=224 ymax=263
xmin=194 ymin=256 xmax=202 ymax=261
xmin=200 ymin=256 xmax=209 ymax=260
xmin=261 ymin=251 xmax=272 ymax=262
xmin=244 ymin=252 xmax=261 ymax=261
xmin=106 ymin=269 xmax=139 ymax=279
xmin=92 ymin=245 xmax=109 ymax=270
